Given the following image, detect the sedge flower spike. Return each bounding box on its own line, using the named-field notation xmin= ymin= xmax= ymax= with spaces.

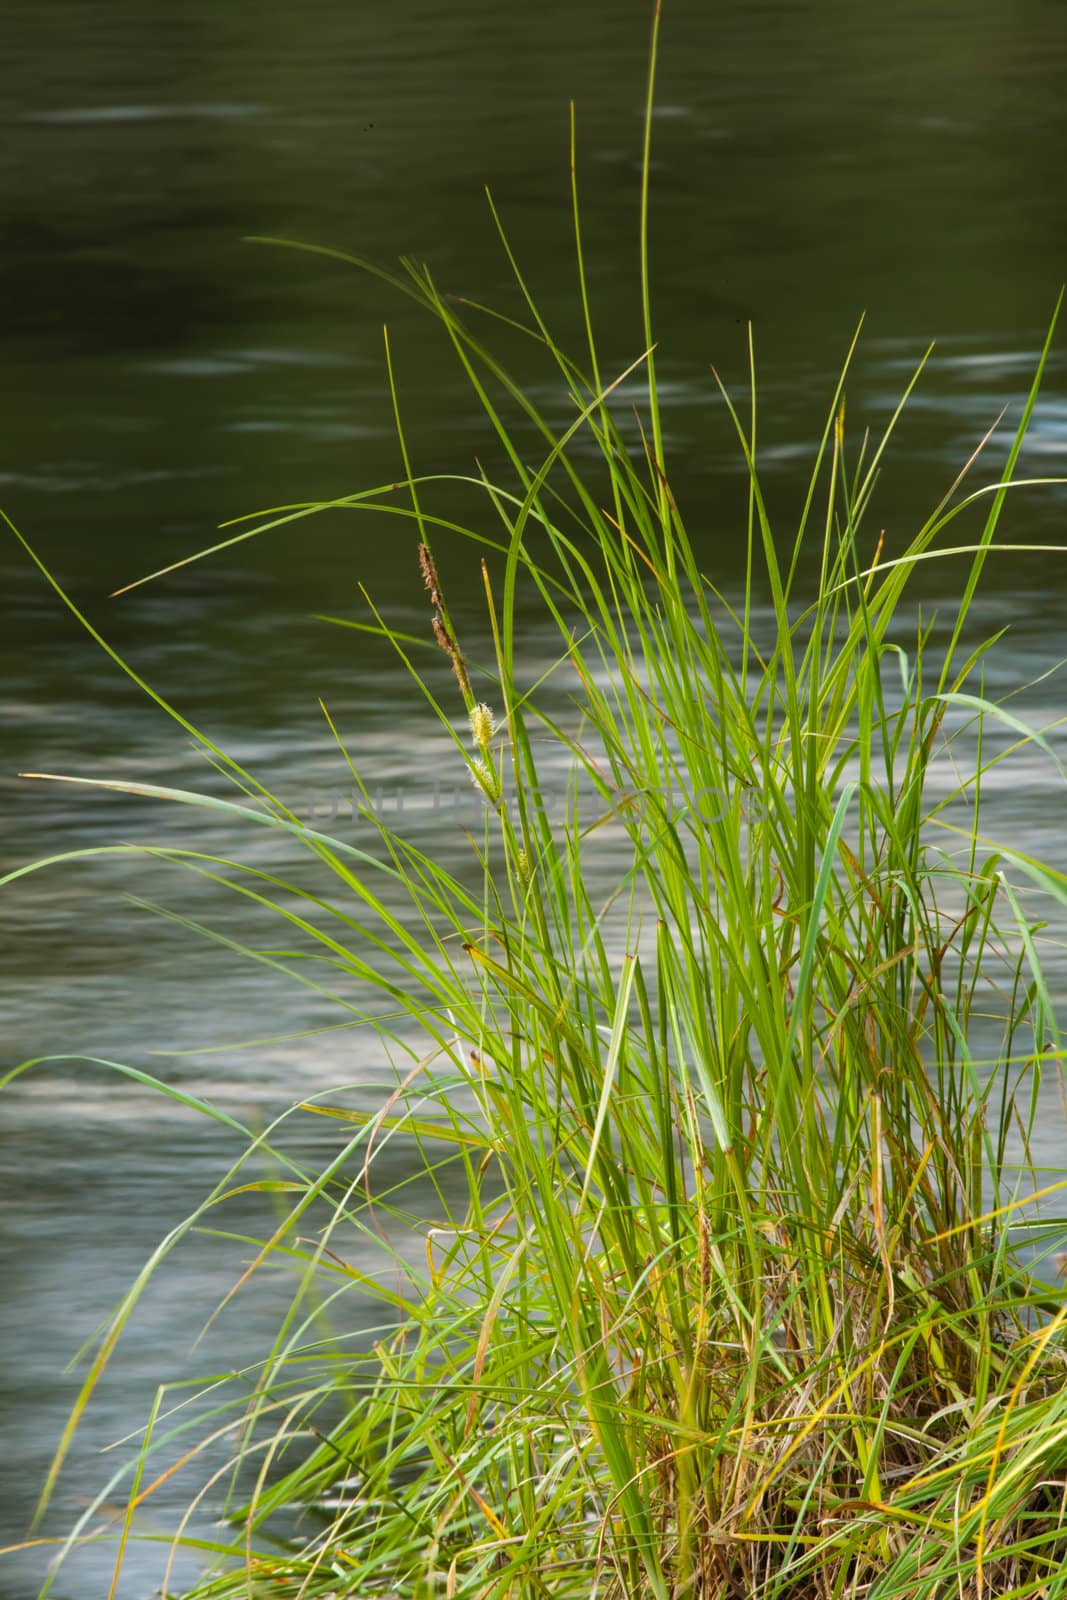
xmin=469 ymin=756 xmax=501 ymax=806
xmin=470 ymin=703 xmax=496 ymax=750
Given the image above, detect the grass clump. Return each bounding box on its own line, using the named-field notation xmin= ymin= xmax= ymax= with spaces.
xmin=7 ymin=17 xmax=1067 ymax=1600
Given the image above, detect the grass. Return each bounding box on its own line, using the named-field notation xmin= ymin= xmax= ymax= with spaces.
xmin=6 ymin=10 xmax=1067 ymax=1598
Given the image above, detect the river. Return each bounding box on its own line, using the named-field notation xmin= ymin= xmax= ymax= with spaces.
xmin=2 ymin=1 xmax=1066 ymax=1594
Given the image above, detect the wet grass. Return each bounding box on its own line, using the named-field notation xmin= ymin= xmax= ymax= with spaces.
xmin=6 ymin=10 xmax=1067 ymax=1598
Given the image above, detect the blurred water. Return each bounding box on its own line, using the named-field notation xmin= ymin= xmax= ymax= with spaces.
xmin=2 ymin=0 xmax=1067 ymax=1594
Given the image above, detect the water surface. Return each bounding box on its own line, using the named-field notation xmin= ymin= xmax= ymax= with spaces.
xmin=3 ymin=1 xmax=1066 ymax=1594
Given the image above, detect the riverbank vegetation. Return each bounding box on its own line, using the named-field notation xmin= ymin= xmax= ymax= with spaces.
xmin=7 ymin=13 xmax=1067 ymax=1599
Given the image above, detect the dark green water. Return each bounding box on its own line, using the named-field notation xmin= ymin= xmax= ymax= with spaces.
xmin=3 ymin=2 xmax=1066 ymax=1594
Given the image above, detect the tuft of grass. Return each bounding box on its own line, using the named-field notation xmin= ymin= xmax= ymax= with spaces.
xmin=7 ymin=12 xmax=1067 ymax=1598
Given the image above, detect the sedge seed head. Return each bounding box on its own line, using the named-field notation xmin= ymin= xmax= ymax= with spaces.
xmin=432 ymin=615 xmax=452 ymax=655
xmin=469 ymin=756 xmax=501 ymax=805
xmin=470 ymin=703 xmax=496 ymax=749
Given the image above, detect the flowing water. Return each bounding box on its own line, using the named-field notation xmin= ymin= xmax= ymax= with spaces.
xmin=3 ymin=1 xmax=1067 ymax=1593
